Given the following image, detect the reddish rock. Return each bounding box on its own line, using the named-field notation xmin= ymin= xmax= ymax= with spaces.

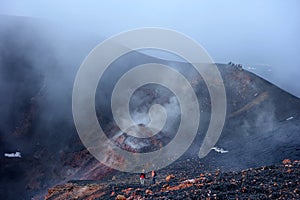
xmin=166 ymin=174 xmax=175 ymax=182
xmin=282 ymin=159 xmax=291 ymax=165
xmin=145 ymin=189 xmax=153 ymax=195
xmin=115 ymin=194 xmax=126 ymax=200
xmin=122 ymin=188 xmax=133 ymax=195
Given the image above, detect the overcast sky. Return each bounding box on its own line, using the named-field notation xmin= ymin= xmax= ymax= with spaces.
xmin=1 ymin=0 xmax=299 ymax=97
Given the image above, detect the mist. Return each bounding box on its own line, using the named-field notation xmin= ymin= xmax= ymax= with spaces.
xmin=1 ymin=0 xmax=300 ymax=97
xmin=0 ymin=16 xmax=103 ymax=199
xmin=0 ymin=2 xmax=300 ymax=199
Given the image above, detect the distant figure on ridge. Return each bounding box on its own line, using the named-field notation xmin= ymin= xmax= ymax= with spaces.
xmin=140 ymin=169 xmax=145 ymax=185
xmin=151 ymin=170 xmax=157 ymax=184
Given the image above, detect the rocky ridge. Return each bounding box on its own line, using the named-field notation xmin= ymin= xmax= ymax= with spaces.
xmin=45 ymin=159 xmax=300 ymax=200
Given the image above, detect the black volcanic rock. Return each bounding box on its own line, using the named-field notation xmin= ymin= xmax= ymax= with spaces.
xmin=198 ymin=64 xmax=300 ymax=171
xmin=44 ymin=160 xmax=300 ymax=200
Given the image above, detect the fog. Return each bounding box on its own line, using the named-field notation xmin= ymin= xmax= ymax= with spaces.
xmin=1 ymin=0 xmax=299 ymax=97
xmin=0 ymin=2 xmax=300 ymax=199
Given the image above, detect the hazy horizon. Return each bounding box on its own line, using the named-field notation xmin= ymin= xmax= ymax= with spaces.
xmin=1 ymin=1 xmax=299 ymax=97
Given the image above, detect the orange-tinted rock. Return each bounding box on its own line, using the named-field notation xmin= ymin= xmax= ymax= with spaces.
xmin=145 ymin=189 xmax=153 ymax=195
xmin=122 ymin=188 xmax=133 ymax=195
xmin=166 ymin=174 xmax=175 ymax=182
xmin=116 ymin=194 xmax=126 ymax=200
xmin=282 ymin=159 xmax=291 ymax=165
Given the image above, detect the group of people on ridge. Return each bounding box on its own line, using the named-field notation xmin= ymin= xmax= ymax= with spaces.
xmin=139 ymin=169 xmax=156 ymax=185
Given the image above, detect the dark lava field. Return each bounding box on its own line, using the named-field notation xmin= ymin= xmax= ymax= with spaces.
xmin=45 ymin=159 xmax=300 ymax=200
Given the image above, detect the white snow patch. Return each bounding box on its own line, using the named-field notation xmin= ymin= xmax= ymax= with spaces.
xmin=211 ymin=147 xmax=228 ymax=154
xmin=4 ymin=152 xmax=21 ymax=158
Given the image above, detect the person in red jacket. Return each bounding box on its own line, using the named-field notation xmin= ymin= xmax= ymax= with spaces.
xmin=140 ymin=169 xmax=145 ymax=185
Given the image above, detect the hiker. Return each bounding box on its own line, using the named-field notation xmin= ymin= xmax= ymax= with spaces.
xmin=140 ymin=169 xmax=145 ymax=185
xmin=151 ymin=170 xmax=157 ymax=184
